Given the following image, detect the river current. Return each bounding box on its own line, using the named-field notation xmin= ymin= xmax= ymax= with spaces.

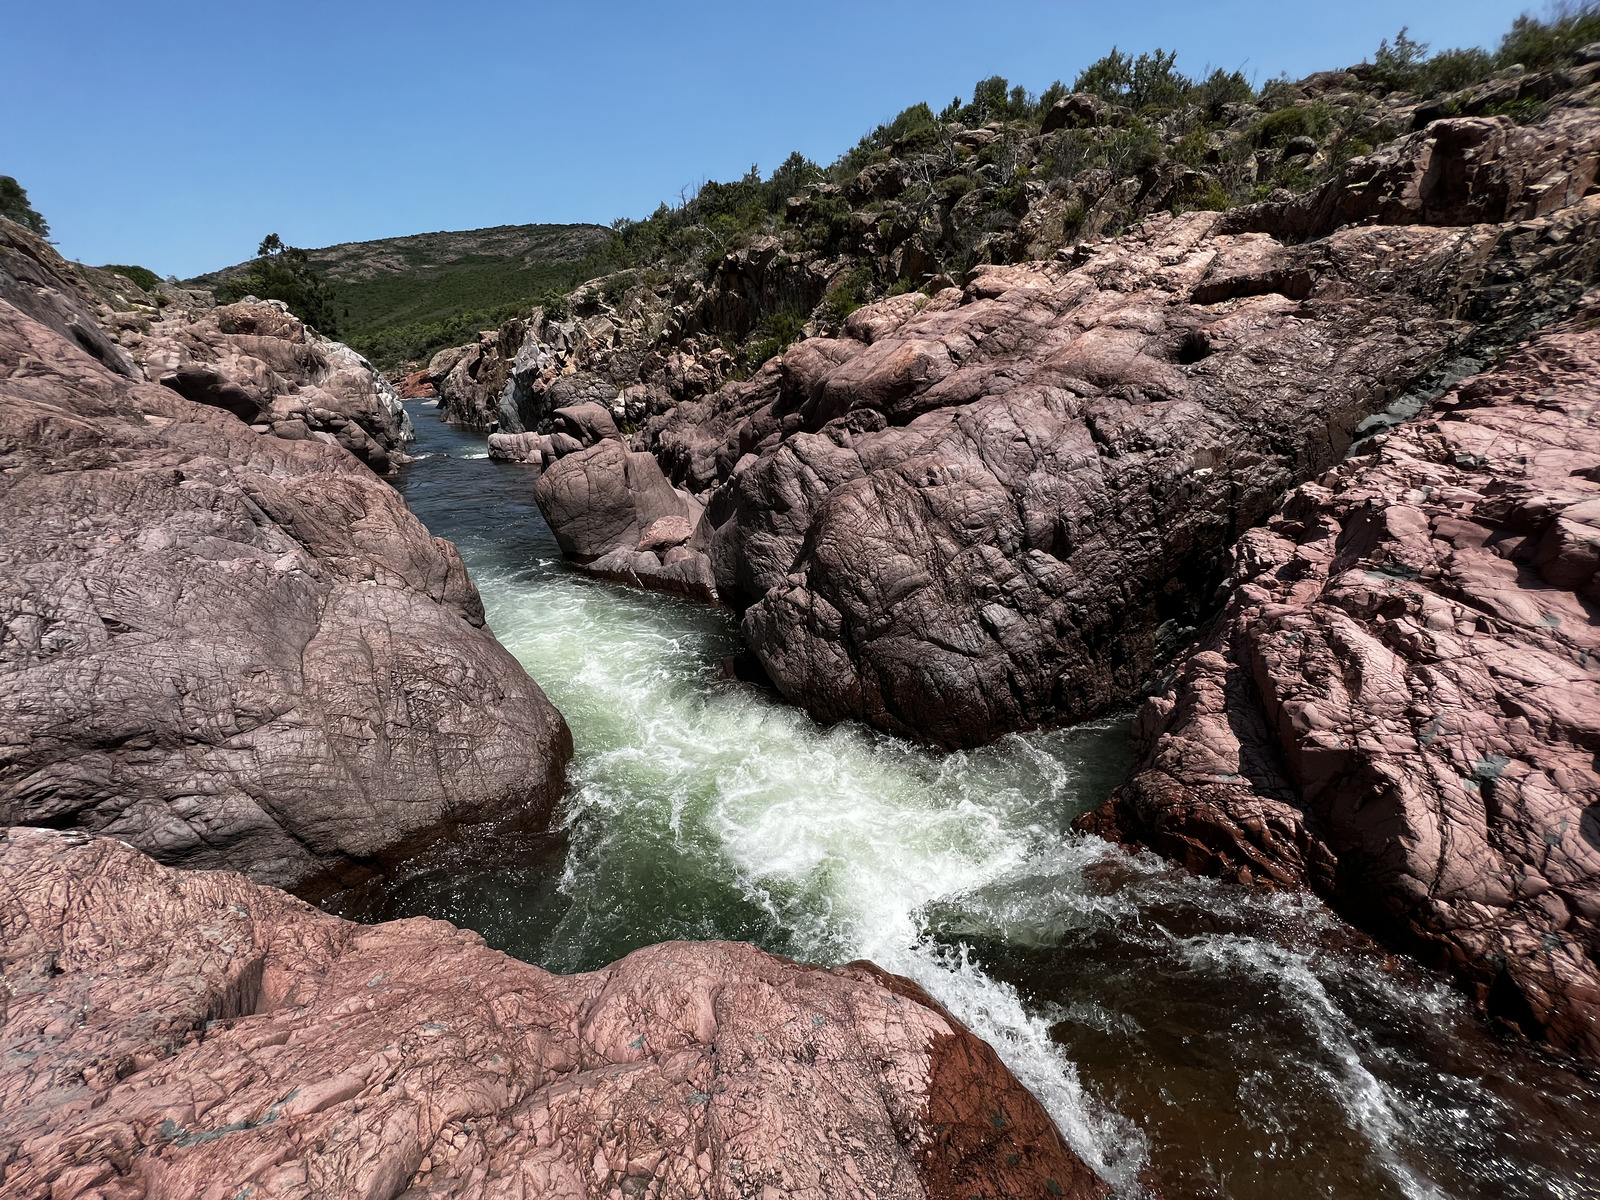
xmin=327 ymin=403 xmax=1600 ymax=1198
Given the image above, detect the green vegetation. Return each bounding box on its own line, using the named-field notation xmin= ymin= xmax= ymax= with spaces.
xmin=99 ymin=264 xmax=161 ymax=291
xmin=214 ymin=234 xmax=342 ymax=335
xmin=1367 ymin=5 xmax=1600 ymax=96
xmin=1498 ymin=2 xmax=1600 ymax=70
xmin=185 ymin=3 xmax=1598 ymax=373
xmin=0 ymin=176 xmax=49 ymax=237
xmin=748 ymin=305 xmax=809 ymax=367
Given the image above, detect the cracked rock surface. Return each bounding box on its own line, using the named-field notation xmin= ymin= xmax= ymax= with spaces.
xmin=527 ymin=109 xmax=1600 ymax=748
xmin=0 ymin=297 xmax=571 ymax=893
xmin=1078 ymin=308 xmax=1600 ymax=1061
xmin=0 ymin=827 xmax=1108 ymax=1200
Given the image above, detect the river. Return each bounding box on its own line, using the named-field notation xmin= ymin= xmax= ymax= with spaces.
xmin=326 ymin=403 xmax=1600 ymax=1199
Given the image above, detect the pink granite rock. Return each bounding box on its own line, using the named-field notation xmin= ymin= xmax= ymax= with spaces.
xmin=0 ymin=827 xmax=1109 ymax=1200
xmin=0 ymin=297 xmax=571 ymax=894
xmin=1079 ymin=307 xmax=1600 ymax=1061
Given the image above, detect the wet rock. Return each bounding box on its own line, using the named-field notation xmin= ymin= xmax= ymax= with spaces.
xmin=534 ymin=438 xmax=716 ymax=603
xmin=1079 ymin=310 xmax=1600 ymax=1061
xmin=0 ymin=297 xmax=572 ymax=894
xmin=486 ymin=429 xmax=551 ymax=466
xmin=0 ymin=826 xmax=1110 ymax=1200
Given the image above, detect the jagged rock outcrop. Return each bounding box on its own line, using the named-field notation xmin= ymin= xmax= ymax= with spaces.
xmin=1222 ymin=109 xmax=1600 ymax=240
xmin=0 ymin=826 xmax=1110 ymax=1200
xmin=139 ymin=299 xmax=413 ymax=473
xmin=0 ymin=296 xmax=571 ymax=894
xmin=2 ymin=217 xmax=414 ymax=472
xmin=547 ymin=108 xmax=1600 ymax=747
xmin=1078 ymin=310 xmax=1600 ymax=1061
xmin=0 ymin=218 xmax=141 ymax=378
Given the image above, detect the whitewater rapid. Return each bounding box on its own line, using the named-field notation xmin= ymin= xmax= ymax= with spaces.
xmin=328 ymin=410 xmax=1600 ymax=1199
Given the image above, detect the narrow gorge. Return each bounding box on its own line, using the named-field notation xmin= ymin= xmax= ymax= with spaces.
xmin=5 ymin=14 xmax=1600 ymax=1200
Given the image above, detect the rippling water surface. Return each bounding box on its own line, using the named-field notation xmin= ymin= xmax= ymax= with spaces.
xmin=328 ymin=405 xmax=1600 ymax=1198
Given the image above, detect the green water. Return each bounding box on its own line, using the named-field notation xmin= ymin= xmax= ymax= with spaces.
xmin=327 ymin=406 xmax=1600 ymax=1199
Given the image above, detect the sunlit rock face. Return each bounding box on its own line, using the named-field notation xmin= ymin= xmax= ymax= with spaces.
xmin=0 ymin=294 xmax=571 ymax=894
xmin=1081 ymin=307 xmax=1600 ymax=1062
xmin=0 ymin=827 xmax=1110 ymax=1200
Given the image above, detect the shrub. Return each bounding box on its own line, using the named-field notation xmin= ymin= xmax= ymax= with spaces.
xmin=823 ymin=263 xmax=875 ymax=322
xmin=1419 ymin=47 xmax=1495 ymax=92
xmin=1371 ymin=27 xmax=1431 ymax=92
xmin=1074 ymin=47 xmax=1192 ymax=111
xmin=748 ymin=304 xmax=808 ymax=366
xmin=1102 ymin=120 xmax=1164 ymax=175
xmin=100 ymin=264 xmax=161 ymax=291
xmin=1497 ymin=2 xmax=1600 ymax=70
xmin=0 ymin=176 xmax=48 ymax=237
xmin=1197 ymin=67 xmax=1254 ymax=117
xmin=1254 ymin=103 xmax=1331 ymax=146
xmin=937 ymin=174 xmax=975 ymax=203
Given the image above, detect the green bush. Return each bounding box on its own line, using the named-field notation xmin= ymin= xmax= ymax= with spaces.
xmin=1074 ymin=48 xmax=1193 ymax=111
xmin=1420 ymin=47 xmax=1495 ymax=92
xmin=1371 ymin=27 xmax=1431 ymax=92
xmin=1197 ymin=68 xmax=1254 ymax=117
xmin=1497 ymin=3 xmax=1600 ymax=70
xmin=100 ymin=264 xmax=161 ymax=291
xmin=0 ymin=176 xmax=48 ymax=237
xmin=1254 ymin=103 xmax=1331 ymax=146
xmin=823 ymin=263 xmax=875 ymax=323
xmin=937 ymin=174 xmax=975 ymax=203
xmin=748 ymin=304 xmax=809 ymax=366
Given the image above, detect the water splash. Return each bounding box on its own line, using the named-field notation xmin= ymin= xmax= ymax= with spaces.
xmin=331 ymin=405 xmax=1600 ymax=1199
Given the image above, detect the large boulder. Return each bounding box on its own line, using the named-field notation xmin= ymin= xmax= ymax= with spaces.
xmin=130 ymin=297 xmax=414 ymax=473
xmin=641 ymin=175 xmax=1600 ymax=747
xmin=0 ymin=297 xmax=572 ymax=894
xmin=1078 ymin=311 xmax=1600 ymax=1061
xmin=533 ymin=438 xmax=715 ymax=603
xmin=0 ymin=826 xmax=1111 ymax=1200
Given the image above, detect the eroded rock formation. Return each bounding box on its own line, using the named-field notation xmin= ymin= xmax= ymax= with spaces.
xmin=1 ymin=217 xmax=413 ymax=473
xmin=0 ymin=826 xmax=1109 ymax=1200
xmin=0 ymin=294 xmax=571 ymax=894
xmin=526 ymin=106 xmax=1600 ymax=748
xmin=1078 ymin=309 xmax=1600 ymax=1061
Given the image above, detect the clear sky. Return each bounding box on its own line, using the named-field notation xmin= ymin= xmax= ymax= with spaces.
xmin=2 ymin=0 xmax=1538 ymax=278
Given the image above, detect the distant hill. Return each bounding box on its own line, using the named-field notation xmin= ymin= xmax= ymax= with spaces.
xmin=189 ymin=222 xmax=613 ymax=367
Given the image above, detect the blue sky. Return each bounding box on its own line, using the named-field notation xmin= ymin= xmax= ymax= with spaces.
xmin=2 ymin=0 xmax=1537 ymax=277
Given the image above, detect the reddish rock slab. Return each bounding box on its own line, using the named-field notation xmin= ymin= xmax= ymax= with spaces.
xmin=0 ymin=298 xmax=571 ymax=894
xmin=1078 ymin=308 xmax=1600 ymax=1061
xmin=396 ymin=368 xmax=437 ymax=399
xmin=0 ymin=827 xmax=1110 ymax=1200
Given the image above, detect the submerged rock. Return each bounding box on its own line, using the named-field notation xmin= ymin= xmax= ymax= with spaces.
xmin=0 ymin=826 xmax=1111 ymax=1200
xmin=0 ymin=296 xmax=572 ymax=894
xmin=1079 ymin=309 xmax=1600 ymax=1061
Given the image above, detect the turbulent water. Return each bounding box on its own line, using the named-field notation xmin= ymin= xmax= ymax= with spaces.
xmin=329 ymin=405 xmax=1600 ymax=1199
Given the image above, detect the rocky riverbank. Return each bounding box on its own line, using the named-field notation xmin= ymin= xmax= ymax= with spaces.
xmin=525 ymin=102 xmax=1600 ymax=748
xmin=0 ymin=219 xmax=571 ymax=894
xmin=0 ymin=826 xmax=1109 ymax=1200
xmin=1078 ymin=304 xmax=1600 ymax=1061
